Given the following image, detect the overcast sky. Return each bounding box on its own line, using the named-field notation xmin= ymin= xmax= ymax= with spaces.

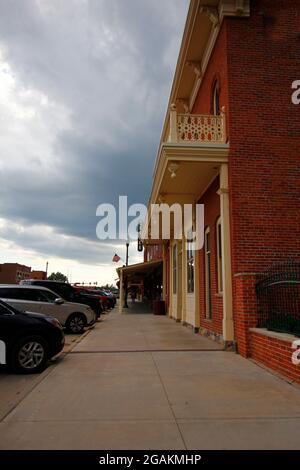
xmin=0 ymin=0 xmax=188 ymax=285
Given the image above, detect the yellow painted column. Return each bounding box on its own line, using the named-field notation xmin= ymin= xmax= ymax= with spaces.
xmin=162 ymin=244 xmax=167 ymax=302
xmin=177 ymin=240 xmax=183 ymax=321
xmin=219 ymin=164 xmax=234 ymax=343
xmin=180 ymin=238 xmax=186 ymax=324
xmin=193 ymin=247 xmax=200 ymax=330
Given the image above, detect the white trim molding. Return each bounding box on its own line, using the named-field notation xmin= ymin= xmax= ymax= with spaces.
xmin=219 ymin=0 xmax=250 ymax=20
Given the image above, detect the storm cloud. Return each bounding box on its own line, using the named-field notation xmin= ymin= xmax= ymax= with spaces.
xmin=0 ymin=0 xmax=188 ymax=279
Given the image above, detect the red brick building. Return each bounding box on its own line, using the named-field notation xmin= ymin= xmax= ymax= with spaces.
xmin=31 ymin=270 xmax=47 ymax=280
xmin=119 ymin=0 xmax=300 ymax=383
xmin=0 ymin=263 xmax=32 ymax=284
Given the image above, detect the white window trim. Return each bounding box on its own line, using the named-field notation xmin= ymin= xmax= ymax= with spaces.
xmin=216 ymin=217 xmax=223 ymax=294
xmin=172 ymin=243 xmax=177 ymax=295
xmin=186 ymin=228 xmax=195 ymax=294
xmin=205 ymin=226 xmax=212 ymax=319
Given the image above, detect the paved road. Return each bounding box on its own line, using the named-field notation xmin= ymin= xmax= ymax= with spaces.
xmin=1 ymin=306 xmax=300 ymax=450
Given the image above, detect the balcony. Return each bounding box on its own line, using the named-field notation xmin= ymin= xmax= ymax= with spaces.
xmin=149 ymin=105 xmax=229 ymax=219
xmin=168 ymin=106 xmax=227 ymax=144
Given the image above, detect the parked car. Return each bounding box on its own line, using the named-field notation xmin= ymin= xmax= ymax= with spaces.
xmin=74 ymin=287 xmax=112 ymax=310
xmin=0 ymin=298 xmax=64 ymax=373
xmin=72 ymin=287 xmax=107 ymax=312
xmin=0 ymin=285 xmax=96 ymax=334
xmin=89 ymin=289 xmax=116 ymax=309
xmin=20 ymin=280 xmax=103 ymax=318
xmin=102 ymin=290 xmax=117 ymax=307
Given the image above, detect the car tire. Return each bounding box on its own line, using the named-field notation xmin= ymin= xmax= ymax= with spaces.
xmin=66 ymin=313 xmax=86 ymax=334
xmin=11 ymin=335 xmax=49 ymax=374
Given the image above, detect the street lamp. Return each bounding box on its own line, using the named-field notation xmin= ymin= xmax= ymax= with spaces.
xmin=125 ymin=242 xmax=129 ymax=267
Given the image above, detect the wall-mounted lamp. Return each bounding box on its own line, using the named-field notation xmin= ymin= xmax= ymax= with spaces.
xmin=168 ymin=163 xmax=179 ymax=179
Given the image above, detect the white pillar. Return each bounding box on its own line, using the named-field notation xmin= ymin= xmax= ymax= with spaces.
xmin=219 ymin=164 xmax=234 ymax=343
xmin=119 ymin=269 xmax=124 ymax=314
xmin=162 ymin=244 xmax=167 ymax=302
xmin=169 ymin=104 xmax=178 ymax=143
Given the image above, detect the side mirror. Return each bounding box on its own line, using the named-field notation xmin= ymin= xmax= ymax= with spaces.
xmin=54 ymin=297 xmax=64 ymax=305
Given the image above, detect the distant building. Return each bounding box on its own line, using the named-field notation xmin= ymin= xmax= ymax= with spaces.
xmin=0 ymin=263 xmax=32 ymax=284
xmin=31 ymin=270 xmax=47 ymax=280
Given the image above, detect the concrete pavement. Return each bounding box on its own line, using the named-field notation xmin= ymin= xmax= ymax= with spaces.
xmin=1 ymin=305 xmax=300 ymax=449
xmin=0 ymin=329 xmax=90 ymax=422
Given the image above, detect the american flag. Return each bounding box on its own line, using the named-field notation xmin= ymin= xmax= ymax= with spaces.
xmin=112 ymin=253 xmax=121 ymax=262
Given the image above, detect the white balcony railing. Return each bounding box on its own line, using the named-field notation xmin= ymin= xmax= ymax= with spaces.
xmin=169 ymin=106 xmax=227 ymax=144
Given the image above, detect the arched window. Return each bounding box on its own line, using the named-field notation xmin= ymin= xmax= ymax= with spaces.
xmin=212 ymin=80 xmax=220 ymax=115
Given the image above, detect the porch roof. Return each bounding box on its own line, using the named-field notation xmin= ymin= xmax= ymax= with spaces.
xmin=117 ymin=259 xmax=163 ymax=282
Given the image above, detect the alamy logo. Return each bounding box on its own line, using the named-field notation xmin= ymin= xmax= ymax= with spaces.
xmin=0 ymin=340 xmax=6 ymax=365
xmin=291 ymin=80 xmax=300 ymax=105
xmin=96 ymin=196 xmax=205 ymax=250
xmin=292 ymin=340 xmax=300 ymax=366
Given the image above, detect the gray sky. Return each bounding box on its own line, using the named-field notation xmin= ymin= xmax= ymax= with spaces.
xmin=0 ymin=0 xmax=188 ymax=284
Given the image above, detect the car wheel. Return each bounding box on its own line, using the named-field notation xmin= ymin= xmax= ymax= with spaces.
xmin=11 ymin=335 xmax=48 ymax=374
xmin=66 ymin=313 xmax=86 ymax=334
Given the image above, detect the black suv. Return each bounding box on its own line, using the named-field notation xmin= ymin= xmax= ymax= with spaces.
xmin=0 ymin=299 xmax=64 ymax=374
xmin=21 ymin=280 xmax=103 ymax=318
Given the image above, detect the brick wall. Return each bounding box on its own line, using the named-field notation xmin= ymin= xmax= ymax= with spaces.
xmin=198 ymin=176 xmax=223 ymax=337
xmin=188 ymin=0 xmax=299 ymax=370
xmin=144 ymin=244 xmax=163 ymax=262
xmin=233 ymin=274 xmax=258 ymax=356
xmin=227 ymin=0 xmax=300 ymax=274
xmin=192 ymin=22 xmax=229 ymax=114
xmin=250 ymin=329 xmax=300 ymax=384
xmin=226 ymin=0 xmax=300 ymax=356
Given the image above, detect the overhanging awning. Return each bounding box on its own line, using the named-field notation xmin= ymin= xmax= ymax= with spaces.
xmin=117 ymin=259 xmax=163 ymax=283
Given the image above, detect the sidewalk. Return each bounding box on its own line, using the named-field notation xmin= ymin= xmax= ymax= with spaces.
xmin=1 ymin=306 xmax=300 ymax=449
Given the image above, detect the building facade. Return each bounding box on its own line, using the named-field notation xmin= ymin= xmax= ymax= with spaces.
xmin=119 ymin=0 xmax=300 ymax=383
xmin=0 ymin=263 xmax=32 ymax=284
xmin=31 ymin=270 xmax=47 ymax=280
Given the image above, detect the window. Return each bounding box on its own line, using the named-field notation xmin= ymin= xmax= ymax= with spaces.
xmin=40 ymin=289 xmax=58 ymax=303
xmin=205 ymin=227 xmax=212 ymax=318
xmin=186 ymin=229 xmax=194 ymax=294
xmin=216 ymin=217 xmax=223 ymax=294
xmin=212 ymin=80 xmax=220 ymax=115
xmin=172 ymin=244 xmax=177 ymax=294
xmin=14 ymin=288 xmax=48 ymax=302
xmin=0 ymin=288 xmax=25 ymax=300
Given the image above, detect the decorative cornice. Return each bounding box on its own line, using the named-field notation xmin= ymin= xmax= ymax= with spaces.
xmin=219 ymin=0 xmax=250 ymax=20
xmin=199 ymin=6 xmax=219 ymax=27
xmin=185 ymin=60 xmax=202 ymax=77
xmin=176 ymin=98 xmax=190 ymax=113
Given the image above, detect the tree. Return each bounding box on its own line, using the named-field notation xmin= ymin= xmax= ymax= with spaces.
xmin=47 ymin=272 xmax=68 ymax=282
xmin=100 ymin=283 xmax=116 ymax=290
